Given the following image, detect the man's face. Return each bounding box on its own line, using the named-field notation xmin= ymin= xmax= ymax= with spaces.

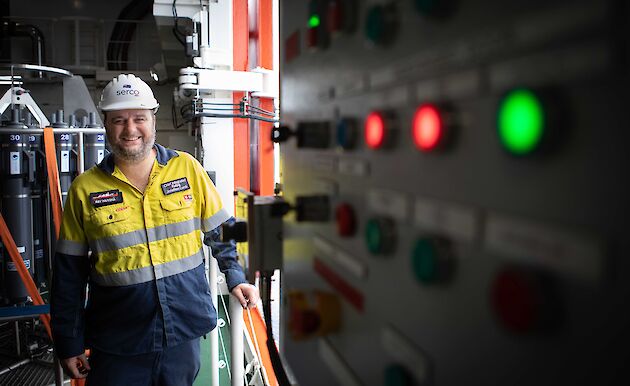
xmin=105 ymin=109 xmax=156 ymax=163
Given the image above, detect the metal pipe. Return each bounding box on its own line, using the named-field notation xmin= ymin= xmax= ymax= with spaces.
xmin=0 ymin=64 xmax=71 ymax=78
xmin=7 ymin=22 xmax=46 ymax=69
xmin=0 ymin=358 xmax=31 ymax=377
xmin=230 ymin=295 xmax=244 ymax=386
xmin=54 ymin=356 xmax=65 ymax=386
xmin=77 ymin=131 xmax=85 ymax=174
xmin=14 ymin=321 xmax=21 ymax=357
xmin=0 ymin=128 xmax=105 ymax=134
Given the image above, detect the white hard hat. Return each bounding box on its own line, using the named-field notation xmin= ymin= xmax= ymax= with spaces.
xmin=98 ymin=74 xmax=160 ymax=112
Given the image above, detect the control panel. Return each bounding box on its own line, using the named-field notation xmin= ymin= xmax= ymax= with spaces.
xmin=279 ymin=0 xmax=629 ymax=385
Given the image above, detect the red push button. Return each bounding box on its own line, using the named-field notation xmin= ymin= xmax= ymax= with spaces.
xmin=335 ymin=203 xmax=356 ymax=237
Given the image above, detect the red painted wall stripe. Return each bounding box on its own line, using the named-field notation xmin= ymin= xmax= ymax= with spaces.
xmin=314 ymin=257 xmax=365 ymax=312
xmin=256 ymin=0 xmax=275 ymax=196
xmin=233 ymin=0 xmax=250 ymax=195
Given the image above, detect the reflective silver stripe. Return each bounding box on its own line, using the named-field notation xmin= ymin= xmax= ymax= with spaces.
xmin=92 ymin=248 xmax=204 ymax=287
xmin=91 ymin=229 xmax=147 ymax=254
xmin=90 ymin=217 xmax=202 ymax=254
xmin=147 ymin=217 xmax=201 ymax=242
xmin=201 ymin=208 xmax=230 ymax=232
xmin=56 ymin=239 xmax=88 ymax=256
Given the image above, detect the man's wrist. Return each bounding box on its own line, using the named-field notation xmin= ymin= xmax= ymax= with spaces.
xmin=54 ymin=335 xmax=85 ymax=360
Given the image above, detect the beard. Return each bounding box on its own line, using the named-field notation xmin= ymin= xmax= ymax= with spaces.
xmin=108 ymin=128 xmax=156 ymax=163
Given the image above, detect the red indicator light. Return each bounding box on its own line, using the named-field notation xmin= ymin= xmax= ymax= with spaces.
xmin=306 ymin=27 xmax=319 ymax=49
xmin=335 ymin=203 xmax=356 ymax=237
xmin=327 ymin=0 xmax=342 ymax=33
xmin=412 ymin=104 xmax=442 ymax=151
xmin=491 ymin=269 xmax=539 ymax=333
xmin=365 ymin=111 xmax=386 ymax=149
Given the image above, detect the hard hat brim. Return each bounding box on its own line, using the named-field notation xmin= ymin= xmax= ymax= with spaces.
xmin=100 ymin=101 xmax=160 ymax=112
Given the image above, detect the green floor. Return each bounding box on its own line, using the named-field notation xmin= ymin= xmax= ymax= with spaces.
xmin=195 ymin=295 xmax=232 ymax=386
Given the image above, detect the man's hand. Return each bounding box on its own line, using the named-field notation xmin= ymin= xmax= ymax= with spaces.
xmin=231 ymin=283 xmax=260 ymax=309
xmin=61 ymin=353 xmax=90 ymax=379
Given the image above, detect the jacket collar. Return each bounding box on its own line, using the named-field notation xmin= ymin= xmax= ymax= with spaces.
xmin=97 ymin=143 xmax=178 ymax=175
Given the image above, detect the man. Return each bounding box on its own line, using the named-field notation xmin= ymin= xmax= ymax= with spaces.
xmin=51 ymin=74 xmax=259 ymax=385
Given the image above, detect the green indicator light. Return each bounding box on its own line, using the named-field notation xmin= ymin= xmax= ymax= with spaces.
xmin=498 ymin=89 xmax=545 ymax=155
xmin=412 ymin=238 xmax=437 ymax=284
xmin=308 ymin=15 xmax=321 ymax=28
xmin=365 ymin=219 xmax=382 ymax=254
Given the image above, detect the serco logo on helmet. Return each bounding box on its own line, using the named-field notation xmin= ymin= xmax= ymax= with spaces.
xmin=116 ymin=89 xmax=140 ymax=96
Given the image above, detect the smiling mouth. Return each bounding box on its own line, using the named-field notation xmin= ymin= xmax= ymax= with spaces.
xmin=121 ymin=136 xmax=142 ymax=142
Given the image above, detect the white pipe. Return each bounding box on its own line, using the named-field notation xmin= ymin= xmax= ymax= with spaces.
xmin=77 ymin=131 xmax=84 ymax=174
xmin=230 ymin=296 xmax=244 ymax=386
xmin=209 ymin=254 xmax=220 ymax=386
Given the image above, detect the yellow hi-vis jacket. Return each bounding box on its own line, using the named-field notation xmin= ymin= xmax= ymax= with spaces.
xmin=50 ymin=144 xmax=246 ymax=358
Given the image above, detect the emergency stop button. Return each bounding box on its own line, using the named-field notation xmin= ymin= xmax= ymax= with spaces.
xmin=491 ymin=266 xmax=562 ymax=334
xmin=288 ymin=290 xmax=341 ymax=340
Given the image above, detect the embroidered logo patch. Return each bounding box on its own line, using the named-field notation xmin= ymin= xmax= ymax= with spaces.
xmin=161 ymin=177 xmax=190 ymax=195
xmin=183 ymin=194 xmax=193 ymax=203
xmin=90 ymin=190 xmax=123 ymax=207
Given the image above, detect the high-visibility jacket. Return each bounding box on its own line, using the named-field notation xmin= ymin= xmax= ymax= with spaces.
xmin=51 ymin=144 xmax=246 ymax=358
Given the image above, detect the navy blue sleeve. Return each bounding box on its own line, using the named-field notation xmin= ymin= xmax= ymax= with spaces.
xmin=204 ymin=217 xmax=248 ymax=291
xmin=50 ymin=252 xmax=90 ymax=359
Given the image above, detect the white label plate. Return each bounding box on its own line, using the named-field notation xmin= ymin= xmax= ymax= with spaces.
xmin=10 ymin=151 xmax=20 ymax=175
xmin=414 ymin=197 xmax=479 ymax=243
xmin=381 ymin=326 xmax=430 ymax=383
xmin=313 ymin=236 xmax=335 ymax=257
xmin=310 ymin=155 xmax=337 ymax=173
xmin=318 ymin=338 xmax=363 ymax=386
xmin=485 ymin=213 xmax=603 ymax=282
xmin=337 ymin=158 xmax=369 ymax=177
xmin=367 ymin=189 xmax=408 ymax=221
xmin=313 ymin=235 xmax=368 ymax=279
xmin=61 ymin=150 xmax=70 ymax=173
xmin=314 ymin=179 xmax=339 ymax=196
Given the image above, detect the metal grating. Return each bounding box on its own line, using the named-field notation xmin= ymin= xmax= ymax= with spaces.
xmin=0 ymin=354 xmax=56 ymax=386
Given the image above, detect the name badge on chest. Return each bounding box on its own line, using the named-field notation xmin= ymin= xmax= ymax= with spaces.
xmin=90 ymin=189 xmax=123 ymax=207
xmin=161 ymin=177 xmax=190 ymax=195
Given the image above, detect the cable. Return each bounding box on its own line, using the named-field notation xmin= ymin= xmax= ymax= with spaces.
xmin=217 ymin=316 xmax=232 ymax=380
xmin=172 ymin=0 xmax=187 ymax=46
xmin=190 ymin=112 xmax=279 ymax=123
xmin=261 ymin=273 xmax=291 ymax=386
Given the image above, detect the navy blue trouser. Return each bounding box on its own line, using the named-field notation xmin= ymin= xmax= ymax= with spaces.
xmin=86 ymin=338 xmax=201 ymax=386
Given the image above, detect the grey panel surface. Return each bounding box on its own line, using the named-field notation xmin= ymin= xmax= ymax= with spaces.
xmin=280 ymin=1 xmax=629 ymax=385
xmin=63 ymin=76 xmax=102 ymax=126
